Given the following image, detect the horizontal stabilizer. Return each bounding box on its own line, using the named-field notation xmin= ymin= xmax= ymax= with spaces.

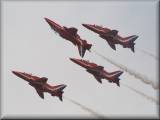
xmin=115 ymin=80 xmax=120 ymax=87
xmin=131 ymin=46 xmax=135 ymax=52
xmin=52 ymin=91 xmax=64 ymax=101
xmin=58 ymin=91 xmax=63 ymax=101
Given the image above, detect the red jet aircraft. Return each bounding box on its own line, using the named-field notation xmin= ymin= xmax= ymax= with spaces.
xmin=12 ymin=71 xmax=67 ymax=101
xmin=45 ymin=18 xmax=92 ymax=57
xmin=82 ymin=24 xmax=138 ymax=52
xmin=70 ymin=58 xmax=123 ymax=86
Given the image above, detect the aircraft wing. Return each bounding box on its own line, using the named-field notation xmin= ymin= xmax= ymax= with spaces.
xmin=94 ymin=75 xmax=102 ymax=83
xmin=107 ymin=40 xmax=116 ymax=50
xmin=35 ymin=88 xmax=44 ymax=99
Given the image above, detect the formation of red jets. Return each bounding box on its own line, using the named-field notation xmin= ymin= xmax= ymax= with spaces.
xmin=12 ymin=18 xmax=138 ymax=101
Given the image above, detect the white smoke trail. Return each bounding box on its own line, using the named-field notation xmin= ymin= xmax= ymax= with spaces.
xmin=136 ymin=47 xmax=158 ymax=60
xmin=121 ymin=83 xmax=159 ymax=105
xmin=64 ymin=96 xmax=106 ymax=119
xmin=92 ymin=50 xmax=159 ymax=90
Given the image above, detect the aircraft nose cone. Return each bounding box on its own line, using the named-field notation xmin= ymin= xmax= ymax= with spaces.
xmin=44 ymin=17 xmax=50 ymax=22
xmin=12 ymin=71 xmax=22 ymax=77
xmin=82 ymin=24 xmax=90 ymax=28
xmin=12 ymin=71 xmax=16 ymax=74
xmin=12 ymin=71 xmax=18 ymax=75
xmin=82 ymin=24 xmax=96 ymax=31
xmin=70 ymin=58 xmax=77 ymax=62
xmin=44 ymin=17 xmax=54 ymax=27
xmin=70 ymin=58 xmax=82 ymax=65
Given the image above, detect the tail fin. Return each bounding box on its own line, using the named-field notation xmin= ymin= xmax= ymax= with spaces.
xmin=123 ymin=35 xmax=138 ymax=52
xmin=78 ymin=40 xmax=92 ymax=58
xmin=51 ymin=84 xmax=67 ymax=101
xmin=109 ymin=71 xmax=123 ymax=86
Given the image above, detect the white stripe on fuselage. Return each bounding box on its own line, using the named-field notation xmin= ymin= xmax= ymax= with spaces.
xmin=108 ymin=71 xmax=121 ymax=77
xmin=51 ymin=85 xmax=64 ymax=92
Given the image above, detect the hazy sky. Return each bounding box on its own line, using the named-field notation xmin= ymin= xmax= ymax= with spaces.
xmin=1 ymin=0 xmax=159 ymax=119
